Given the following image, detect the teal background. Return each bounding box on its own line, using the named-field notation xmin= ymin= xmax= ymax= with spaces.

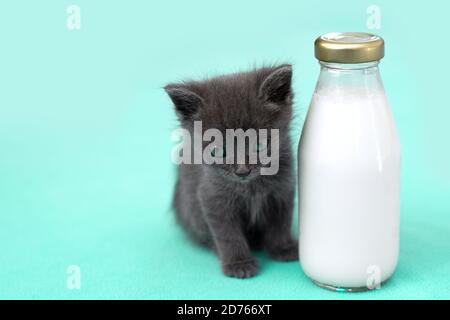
xmin=0 ymin=0 xmax=449 ymax=299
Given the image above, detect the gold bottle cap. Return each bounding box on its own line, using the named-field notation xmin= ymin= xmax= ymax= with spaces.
xmin=315 ymin=32 xmax=384 ymax=64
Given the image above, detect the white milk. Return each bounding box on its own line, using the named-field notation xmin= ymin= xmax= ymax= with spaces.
xmin=298 ymin=61 xmax=401 ymax=290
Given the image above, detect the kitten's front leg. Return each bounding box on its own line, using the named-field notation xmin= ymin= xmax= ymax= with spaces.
xmin=199 ymin=190 xmax=258 ymax=278
xmin=263 ymin=192 xmax=299 ymax=261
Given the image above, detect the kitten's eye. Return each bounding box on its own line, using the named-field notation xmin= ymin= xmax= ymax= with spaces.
xmin=211 ymin=146 xmax=226 ymax=158
xmin=255 ymin=142 xmax=267 ymax=153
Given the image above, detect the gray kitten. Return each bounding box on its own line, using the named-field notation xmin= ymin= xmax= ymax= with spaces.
xmin=165 ymin=65 xmax=297 ymax=278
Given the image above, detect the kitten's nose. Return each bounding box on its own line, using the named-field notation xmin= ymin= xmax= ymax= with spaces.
xmin=235 ymin=165 xmax=251 ymax=178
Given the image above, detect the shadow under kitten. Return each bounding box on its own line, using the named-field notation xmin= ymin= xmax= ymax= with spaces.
xmin=165 ymin=64 xmax=297 ymax=278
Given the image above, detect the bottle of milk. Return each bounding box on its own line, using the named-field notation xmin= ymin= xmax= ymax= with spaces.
xmin=298 ymin=32 xmax=400 ymax=291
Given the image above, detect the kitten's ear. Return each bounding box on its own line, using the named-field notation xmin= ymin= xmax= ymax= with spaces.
xmin=259 ymin=65 xmax=293 ymax=104
xmin=164 ymin=84 xmax=203 ymax=120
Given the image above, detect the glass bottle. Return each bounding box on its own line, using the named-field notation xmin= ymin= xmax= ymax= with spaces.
xmin=298 ymin=32 xmax=401 ymax=291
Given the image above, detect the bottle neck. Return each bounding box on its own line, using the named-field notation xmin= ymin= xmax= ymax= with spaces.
xmin=316 ymin=60 xmax=384 ymax=97
xmin=320 ymin=61 xmax=379 ymax=70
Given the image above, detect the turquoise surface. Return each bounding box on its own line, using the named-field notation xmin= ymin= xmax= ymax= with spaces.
xmin=0 ymin=0 xmax=449 ymax=299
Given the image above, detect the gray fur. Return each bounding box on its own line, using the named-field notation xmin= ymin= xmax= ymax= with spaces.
xmin=165 ymin=65 xmax=297 ymax=278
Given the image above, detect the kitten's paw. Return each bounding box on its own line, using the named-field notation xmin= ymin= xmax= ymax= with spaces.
xmin=267 ymin=239 xmax=299 ymax=261
xmin=222 ymin=258 xmax=259 ymax=278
